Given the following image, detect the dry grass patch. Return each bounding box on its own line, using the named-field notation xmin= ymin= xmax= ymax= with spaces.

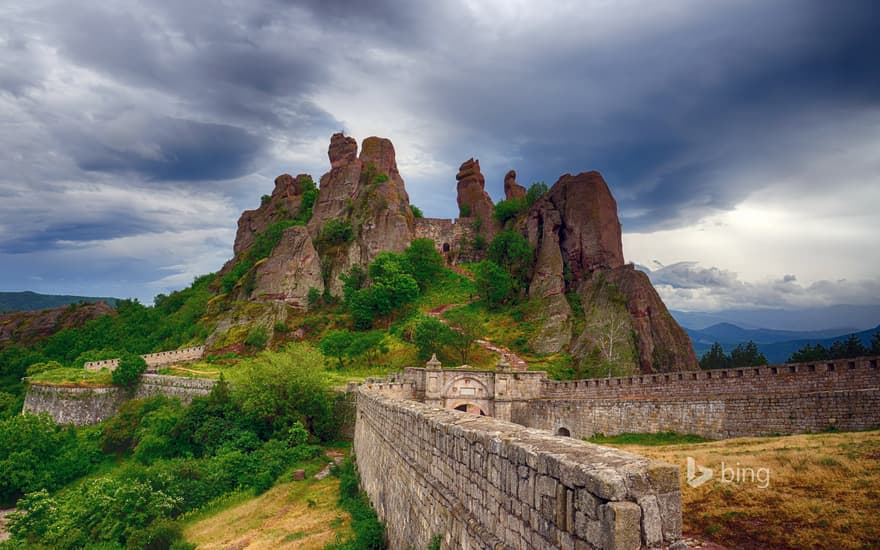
xmin=600 ymin=430 xmax=880 ymax=549
xmin=183 ymin=471 xmax=351 ymax=549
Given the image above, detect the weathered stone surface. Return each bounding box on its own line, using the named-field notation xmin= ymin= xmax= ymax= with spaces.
xmin=456 ymin=158 xmax=497 ymax=237
xmin=527 ymin=204 xmax=572 ymax=354
xmin=251 ymin=225 xmax=324 ymax=308
xmin=355 ymin=386 xmax=684 ymax=549
xmin=597 ymin=266 xmax=698 ymax=373
xmin=231 ymin=173 xmax=312 ymax=259
xmin=0 ymin=302 xmax=115 ymax=347
xmin=504 ymin=170 xmax=527 ymax=200
xmin=328 ymin=132 xmax=358 ymax=168
xmin=23 ymin=374 xmax=216 ymax=425
xmin=528 ymin=171 xmax=624 ymax=283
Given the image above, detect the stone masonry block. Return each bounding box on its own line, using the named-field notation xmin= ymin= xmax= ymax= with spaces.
xmin=601 ymin=501 xmax=642 ymax=550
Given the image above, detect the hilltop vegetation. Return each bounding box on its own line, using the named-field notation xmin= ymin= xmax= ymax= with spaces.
xmin=0 ymin=291 xmax=118 ymax=313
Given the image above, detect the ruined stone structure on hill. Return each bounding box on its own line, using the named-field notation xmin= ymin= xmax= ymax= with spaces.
xmin=354 ymin=354 xmax=880 ymax=548
xmin=23 ymin=374 xmax=216 ymax=425
xmin=83 ymin=345 xmax=205 ymax=373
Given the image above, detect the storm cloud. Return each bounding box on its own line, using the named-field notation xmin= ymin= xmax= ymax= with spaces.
xmin=0 ymin=0 xmax=877 ymax=308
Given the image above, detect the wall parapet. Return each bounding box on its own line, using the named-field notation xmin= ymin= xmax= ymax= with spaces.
xmin=354 ymin=387 xmax=684 ymax=549
xmin=84 ymin=346 xmax=205 ymax=372
xmin=540 ymin=355 xmax=880 ymax=400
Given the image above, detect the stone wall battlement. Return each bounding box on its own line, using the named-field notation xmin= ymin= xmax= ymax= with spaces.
xmin=354 ymin=387 xmax=684 ymax=549
xmin=541 ymin=355 xmax=880 ymax=400
xmin=84 ymin=346 xmax=205 ymax=372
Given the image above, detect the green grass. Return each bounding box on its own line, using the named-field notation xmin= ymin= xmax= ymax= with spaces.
xmin=587 ymin=431 xmax=713 ymax=446
xmin=27 ymin=367 xmax=113 ymax=387
xmin=417 ymin=268 xmax=477 ymax=311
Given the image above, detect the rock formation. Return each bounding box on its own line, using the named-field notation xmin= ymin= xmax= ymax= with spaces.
xmin=503 ymin=170 xmax=527 ymax=200
xmin=215 ymin=133 xmax=696 ymax=373
xmin=456 ymin=158 xmax=496 ymax=237
xmin=0 ymin=302 xmax=116 ymax=348
xmin=525 ymin=171 xmax=697 ymax=373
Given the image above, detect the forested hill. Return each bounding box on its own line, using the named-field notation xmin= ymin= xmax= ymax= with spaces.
xmin=0 ymin=291 xmax=119 ymax=312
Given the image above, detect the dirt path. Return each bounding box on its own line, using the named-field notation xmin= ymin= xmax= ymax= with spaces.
xmin=0 ymin=509 xmax=14 ymax=543
xmin=428 ymin=304 xmax=529 ymax=370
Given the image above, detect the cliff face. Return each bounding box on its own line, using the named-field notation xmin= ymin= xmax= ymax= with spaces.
xmin=525 ymin=172 xmax=697 ymax=373
xmin=0 ymin=302 xmax=116 ymax=348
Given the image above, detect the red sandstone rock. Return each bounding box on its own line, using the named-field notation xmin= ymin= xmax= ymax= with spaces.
xmin=527 ymin=171 xmax=624 ymax=281
xmin=0 ymin=302 xmax=116 ymax=347
xmin=503 ymin=170 xmax=527 ymax=200
xmin=250 ymin=226 xmax=324 ymax=308
xmin=328 ymin=132 xmax=358 ymax=168
xmin=456 ymin=158 xmax=497 ymax=237
xmin=230 ymin=173 xmax=312 ymax=260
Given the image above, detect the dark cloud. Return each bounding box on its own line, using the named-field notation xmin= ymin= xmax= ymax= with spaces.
xmin=0 ymin=0 xmax=876 ymax=305
xmin=71 ymin=117 xmax=266 ymax=181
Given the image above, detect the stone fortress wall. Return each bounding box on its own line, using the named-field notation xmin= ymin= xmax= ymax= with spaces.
xmin=414 ymin=217 xmax=483 ymax=264
xmin=23 ymin=374 xmax=216 ymax=425
xmin=356 ymin=387 xmax=684 ymax=549
xmin=84 ymin=345 xmax=205 ymax=372
xmin=354 ymin=355 xmax=880 ymax=548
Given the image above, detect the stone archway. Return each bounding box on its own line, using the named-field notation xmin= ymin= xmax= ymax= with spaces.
xmin=443 ymin=375 xmax=492 ymax=416
xmin=452 ymin=402 xmax=487 ymax=415
xmin=556 ymin=427 xmax=571 ymax=437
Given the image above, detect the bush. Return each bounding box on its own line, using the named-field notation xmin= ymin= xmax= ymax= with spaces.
xmin=488 ymin=231 xmax=533 ymax=288
xmin=320 ymin=219 xmax=354 ymax=247
xmin=111 ymin=353 xmax=147 ymax=388
xmin=244 ymin=326 xmax=269 ymax=350
xmin=493 ymin=198 xmax=527 ymax=224
xmin=403 ymin=238 xmax=443 ymax=290
xmin=328 ymin=458 xmax=387 ymax=550
xmin=472 ymin=260 xmax=515 ymax=309
xmin=410 ymin=204 xmax=424 ymax=218
xmin=526 ymin=181 xmax=548 ymax=205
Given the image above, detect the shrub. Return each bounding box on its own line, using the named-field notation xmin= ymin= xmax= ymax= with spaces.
xmin=244 ymin=326 xmax=269 ymax=350
xmin=493 ymin=197 xmax=527 ymax=224
xmin=410 ymin=204 xmax=424 ymax=218
xmin=403 ymin=238 xmax=443 ymax=290
xmin=112 ymin=353 xmax=147 ymax=388
xmin=488 ymin=231 xmax=533 ymax=288
xmin=320 ymin=219 xmax=354 ymax=246
xmin=526 ymin=181 xmax=548 ymax=205
xmin=473 ymin=260 xmax=514 ymax=309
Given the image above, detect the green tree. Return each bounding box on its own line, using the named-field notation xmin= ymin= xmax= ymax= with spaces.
xmin=788 ymin=342 xmax=829 ymax=363
xmin=493 ymin=198 xmax=527 ymax=224
xmin=526 ymin=181 xmax=549 ymax=205
xmin=488 ymin=230 xmax=533 ymax=288
xmin=699 ymin=342 xmax=731 ymax=370
xmin=228 ymin=344 xmax=337 ymax=440
xmin=472 ymin=260 xmax=514 ymax=309
xmin=404 ymin=238 xmax=443 ymax=290
xmin=410 ymin=204 xmax=424 ymax=218
xmin=829 ymin=334 xmax=868 ymax=359
xmin=111 ymin=353 xmax=147 ymax=388
xmin=319 ymin=330 xmax=355 ymax=368
xmin=412 ymin=316 xmax=457 ymax=361
xmin=729 ymin=340 xmax=767 ymax=368
xmin=443 ymin=308 xmax=485 ymax=364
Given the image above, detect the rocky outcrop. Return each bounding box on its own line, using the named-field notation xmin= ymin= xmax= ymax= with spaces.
xmin=0 ymin=302 xmax=115 ymax=348
xmin=456 ymin=158 xmax=496 ymax=237
xmin=250 ymin=226 xmax=324 ymax=307
xmin=227 ymin=173 xmax=312 ymax=265
xmin=309 ymin=135 xmax=415 ymax=296
xmin=526 ymin=171 xmax=697 ymax=372
xmin=503 ymin=170 xmax=526 ymax=200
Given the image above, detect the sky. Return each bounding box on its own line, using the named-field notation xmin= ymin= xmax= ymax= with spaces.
xmin=0 ymin=0 xmax=878 ymax=314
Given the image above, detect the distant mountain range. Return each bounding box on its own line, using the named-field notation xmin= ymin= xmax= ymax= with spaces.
xmin=670 ymin=304 xmax=880 ymax=332
xmin=684 ymin=322 xmax=880 ymax=364
xmin=0 ymin=291 xmax=118 ymax=312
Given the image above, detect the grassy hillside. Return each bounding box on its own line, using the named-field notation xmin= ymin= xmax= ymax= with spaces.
xmin=595 ymin=430 xmax=880 ymax=549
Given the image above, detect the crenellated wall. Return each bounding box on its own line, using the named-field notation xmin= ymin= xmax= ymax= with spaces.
xmin=23 ymin=374 xmax=216 ymax=425
xmin=84 ymin=346 xmax=205 ymax=372
xmin=518 ymin=356 xmax=880 ymax=439
xmin=355 ymin=387 xmax=685 ymax=549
